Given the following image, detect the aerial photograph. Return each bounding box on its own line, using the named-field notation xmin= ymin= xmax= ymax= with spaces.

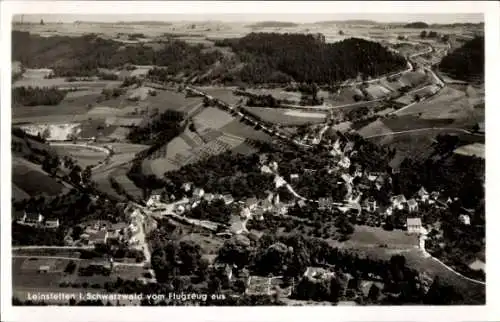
xmin=9 ymin=11 xmax=485 ymax=307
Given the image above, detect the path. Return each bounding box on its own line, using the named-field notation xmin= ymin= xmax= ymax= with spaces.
xmin=12 ymin=255 xmax=145 ymax=267
xmin=365 ymin=127 xmax=478 ymax=139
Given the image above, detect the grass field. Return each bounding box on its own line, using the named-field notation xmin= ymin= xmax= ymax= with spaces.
xmin=193 ymin=107 xmax=235 ymax=129
xmin=12 ymin=157 xmax=65 ymax=197
xmin=242 ymin=106 xmax=327 ymax=125
xmin=12 ymin=184 xmax=30 ymax=201
xmin=220 ymin=119 xmax=274 ymax=142
xmin=13 ymin=78 xmax=121 ymax=89
xmin=52 ymin=145 xmax=108 ymax=168
xmin=146 ymin=90 xmax=202 ymax=113
xmin=199 ymin=87 xmax=242 ymax=106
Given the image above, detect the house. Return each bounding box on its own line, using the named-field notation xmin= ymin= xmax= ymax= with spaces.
xmin=319 ymin=197 xmax=334 ymax=210
xmin=45 ymin=218 xmax=60 ymax=229
xmin=290 ymin=174 xmax=299 ymax=181
xmin=367 ymin=173 xmax=378 ymax=182
xmin=181 ymin=182 xmax=193 ymax=192
xmin=303 ymin=267 xmax=335 ymax=280
xmin=81 ymin=230 xmax=109 ymax=245
xmin=338 ymin=156 xmax=351 ymax=169
xmin=22 ymin=211 xmax=44 ymax=225
xmin=366 ymin=198 xmax=377 ymax=212
xmin=245 ymin=197 xmax=259 ymax=210
xmin=407 ymin=199 xmax=419 ymax=213
xmin=430 ymin=191 xmax=440 ymax=200
xmin=222 ymin=194 xmax=234 ymax=205
xmin=407 ymin=218 xmax=423 ymax=234
xmin=384 ymin=206 xmax=393 ymax=217
xmin=203 ymin=193 xmax=215 ymax=202
xmin=193 ymin=188 xmax=205 ymax=199
xmin=297 ymin=200 xmax=307 ymax=208
xmin=341 ymin=173 xmax=354 ymax=185
xmin=391 ymin=195 xmax=407 ymax=210
xmin=146 ymin=194 xmax=162 ymax=207
xmin=389 ymin=154 xmax=404 ymax=174
xmin=240 ymin=207 xmax=252 ymax=219
xmin=273 ymin=193 xmax=280 ymax=205
xmin=38 ymin=265 xmax=51 ymax=273
xmin=274 ymin=175 xmax=286 ymax=188
xmin=260 ymin=199 xmax=273 ymax=212
xmin=260 ymin=165 xmax=273 ymax=174
xmin=270 ymin=161 xmax=279 ymax=172
xmin=175 ymin=204 xmax=186 ymax=215
xmin=230 ymin=220 xmax=248 ymax=235
xmin=417 ymin=187 xmax=429 ymax=202
xmin=459 ymin=214 xmax=471 ymax=225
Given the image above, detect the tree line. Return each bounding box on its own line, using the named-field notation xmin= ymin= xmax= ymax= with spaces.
xmin=12 ymin=86 xmax=67 ymax=107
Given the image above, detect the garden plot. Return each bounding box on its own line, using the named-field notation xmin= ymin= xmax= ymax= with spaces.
xmin=364 ymin=84 xmax=392 ymax=99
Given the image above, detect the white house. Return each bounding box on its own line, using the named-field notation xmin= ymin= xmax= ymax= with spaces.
xmin=290 ymin=174 xmax=299 ymax=181
xmin=407 ymin=218 xmax=423 ymax=234
xmin=407 ymin=199 xmax=419 ymax=213
xmin=391 ymin=195 xmax=407 ymax=210
xmin=260 ymin=165 xmax=273 ymax=174
xmin=338 ymin=156 xmax=351 ymax=169
xmin=45 ymin=219 xmax=60 ymax=229
xmin=181 ymin=182 xmax=193 ymax=192
xmin=417 ymin=187 xmax=429 ymax=202
xmin=193 ymin=188 xmax=205 ymax=198
xmin=240 ymin=207 xmax=252 ymax=219
xmin=21 ymin=211 xmax=44 ymax=225
xmin=366 ymin=199 xmax=377 ymax=212
xmin=459 ymin=214 xmax=471 ymax=225
xmin=146 ymin=194 xmax=162 ymax=207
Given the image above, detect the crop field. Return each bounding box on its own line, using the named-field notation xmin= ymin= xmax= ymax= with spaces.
xmin=358 ymin=119 xmax=394 ymax=138
xmin=242 ymin=106 xmax=327 ymax=125
xmin=192 ymin=107 xmax=236 ymax=129
xmin=453 ymin=143 xmax=485 ymax=159
xmin=200 ymin=87 xmax=241 ymax=105
xmin=365 ymin=84 xmax=392 ymax=99
xmin=52 ymin=145 xmax=108 ymax=168
xmin=86 ymin=106 xmax=128 ymax=117
xmin=220 ymin=119 xmax=273 ymax=142
xmin=398 ymin=71 xmax=429 ymax=87
xmin=12 ymin=257 xmax=72 ymax=289
xmin=382 ymin=115 xmax=456 ymax=132
xmin=146 ymin=90 xmax=202 ymax=113
xmin=111 ymin=166 xmax=143 ymax=199
xmin=180 ymin=232 xmax=224 ymax=255
xmin=12 ymin=158 xmax=65 ymax=196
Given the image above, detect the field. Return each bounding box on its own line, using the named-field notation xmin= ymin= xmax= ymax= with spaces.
xmin=193 ymin=107 xmax=236 ymax=130
xmin=242 ymin=106 xmax=327 ymax=125
xmin=453 ymin=143 xmax=485 ymax=159
xmin=145 ymin=90 xmax=202 ymax=113
xmin=52 ymin=144 xmax=109 ymax=168
xmin=13 ymin=77 xmax=121 ymax=89
xmin=12 ymin=157 xmax=65 ymax=197
xmin=220 ymin=119 xmax=274 ymax=142
xmin=12 ymin=184 xmax=30 ymax=201
xmin=199 ymin=87 xmax=242 ymax=106
xmin=333 ymin=225 xmax=419 ymax=249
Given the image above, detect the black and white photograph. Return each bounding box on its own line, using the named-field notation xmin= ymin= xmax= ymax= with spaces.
xmin=1 ymin=1 xmax=499 ymax=321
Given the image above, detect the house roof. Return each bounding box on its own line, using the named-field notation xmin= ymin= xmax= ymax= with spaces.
xmin=391 ymin=194 xmax=407 ymax=203
xmin=389 ymin=154 xmax=405 ymax=169
xmin=25 ymin=211 xmax=41 ymax=221
xmin=407 ymin=218 xmax=422 ymax=226
xmin=418 ymin=187 xmax=428 ymax=196
xmin=407 ymin=198 xmax=418 ymax=207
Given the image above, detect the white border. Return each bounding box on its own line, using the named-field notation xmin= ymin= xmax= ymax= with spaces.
xmin=1 ymin=2 xmax=499 ymax=322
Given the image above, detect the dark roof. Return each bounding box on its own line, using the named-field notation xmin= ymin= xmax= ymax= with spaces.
xmin=389 ymin=154 xmax=405 ymax=169
xmin=25 ymin=211 xmax=41 ymax=221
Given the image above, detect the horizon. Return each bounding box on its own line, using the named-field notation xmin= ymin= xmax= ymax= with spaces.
xmin=13 ymin=13 xmax=484 ymax=25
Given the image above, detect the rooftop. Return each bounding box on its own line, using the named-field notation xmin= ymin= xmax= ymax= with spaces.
xmin=407 ymin=217 xmax=422 ymax=226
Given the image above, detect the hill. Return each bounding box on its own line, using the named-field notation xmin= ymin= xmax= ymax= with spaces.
xmin=12 ymin=31 xmax=222 ymax=78
xmin=246 ymin=21 xmax=299 ymax=28
xmin=404 ymin=22 xmax=429 ymax=28
xmin=438 ymin=36 xmax=484 ymax=82
xmin=314 ymin=20 xmax=378 ymax=26
xmin=215 ymin=33 xmax=407 ymax=84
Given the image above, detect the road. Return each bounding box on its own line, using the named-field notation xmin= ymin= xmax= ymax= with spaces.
xmin=364 ymin=127 xmax=478 ymax=139
xmin=12 ymin=255 xmax=144 ymax=267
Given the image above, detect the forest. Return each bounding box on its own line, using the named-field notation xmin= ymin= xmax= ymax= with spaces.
xmin=12 ymin=86 xmax=67 ymax=107
xmin=215 ymin=33 xmax=407 ymax=84
xmin=438 ymin=36 xmax=484 ymax=81
xmin=12 ymin=31 xmax=222 ymax=78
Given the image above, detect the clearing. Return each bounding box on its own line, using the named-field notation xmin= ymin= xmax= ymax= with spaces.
xmin=242 ymin=106 xmax=327 ymax=125
xmin=12 ymin=157 xmax=66 ymax=197
xmin=453 ymin=143 xmax=485 ymax=159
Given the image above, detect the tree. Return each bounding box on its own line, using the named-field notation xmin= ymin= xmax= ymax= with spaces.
xmin=420 ymin=30 xmax=427 ymax=38
xmin=40 ymin=19 xmax=44 ymax=25
xmin=81 ymin=166 xmax=92 ymax=185
xmin=338 ymin=30 xmax=344 ymax=35
xmin=423 ymin=277 xmax=463 ymax=305
xmin=368 ymin=283 xmax=380 ymax=301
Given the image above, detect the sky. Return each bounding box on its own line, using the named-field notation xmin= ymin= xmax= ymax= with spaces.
xmin=14 ymin=13 xmax=484 ymax=25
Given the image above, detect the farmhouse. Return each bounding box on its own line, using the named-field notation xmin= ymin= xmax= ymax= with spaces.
xmin=193 ymin=188 xmax=205 ymax=199
xmin=417 ymin=187 xmax=429 ymax=202
xmin=221 ymin=194 xmax=234 ymax=205
xmin=468 ymin=259 xmax=485 ymax=272
xmin=365 ymin=198 xmax=377 ymax=212
xmin=391 ymin=195 xmax=407 ymax=210
xmin=203 ymin=193 xmax=215 ymax=202
xmin=459 ymin=214 xmax=471 ymax=225
xmin=407 ymin=199 xmax=419 ymax=213
xmin=407 ymin=218 xmax=423 ymax=234
xmin=45 ymin=218 xmax=60 ymax=229
xmin=304 ymin=267 xmax=335 ymax=281
xmin=20 ymin=211 xmax=44 ymax=225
